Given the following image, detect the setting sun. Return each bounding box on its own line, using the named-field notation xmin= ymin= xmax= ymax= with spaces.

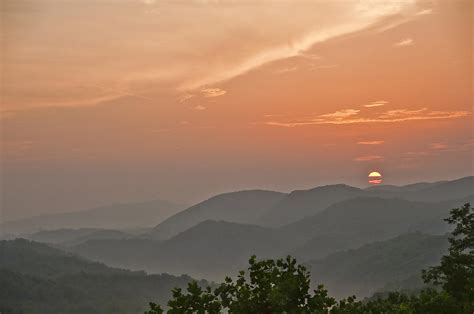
xmin=368 ymin=171 xmax=383 ymax=185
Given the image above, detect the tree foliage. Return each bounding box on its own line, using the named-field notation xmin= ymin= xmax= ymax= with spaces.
xmin=147 ymin=204 xmax=473 ymax=313
xmin=422 ymin=202 xmax=473 ymax=311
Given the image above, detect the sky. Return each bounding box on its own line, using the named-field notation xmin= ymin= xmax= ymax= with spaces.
xmin=1 ymin=0 xmax=473 ymax=221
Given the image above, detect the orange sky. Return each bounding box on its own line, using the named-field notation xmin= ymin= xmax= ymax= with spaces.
xmin=1 ymin=0 xmax=473 ymax=221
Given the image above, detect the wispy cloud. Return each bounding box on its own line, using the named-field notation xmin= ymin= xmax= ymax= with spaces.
xmin=416 ymin=9 xmax=433 ymax=16
xmin=428 ymin=141 xmax=474 ymax=152
xmin=319 ymin=109 xmax=360 ymax=119
xmin=179 ymin=1 xmax=416 ymax=90
xmin=354 ymin=155 xmax=384 ymax=162
xmin=405 ymin=151 xmax=431 ymax=156
xmin=394 ymin=38 xmax=414 ymax=47
xmin=300 ymin=53 xmax=321 ymax=61
xmin=430 ymin=142 xmax=448 ymax=150
xmin=90 ymin=85 xmax=153 ymax=101
xmin=194 ymin=105 xmax=207 ymax=111
xmin=201 ymin=88 xmax=227 ymax=98
xmin=403 ymin=141 xmax=473 ymax=160
xmin=150 ymin=128 xmax=170 ymax=133
xmin=357 ymin=140 xmax=385 ymax=145
xmin=364 ymin=100 xmax=388 ymax=108
xmin=5 ymin=0 xmax=419 ymax=110
xmin=179 ymin=94 xmax=195 ymax=103
xmin=274 ymin=66 xmax=298 ymax=74
xmin=264 ymin=108 xmax=470 ymax=127
xmin=311 ymin=64 xmax=339 ymax=70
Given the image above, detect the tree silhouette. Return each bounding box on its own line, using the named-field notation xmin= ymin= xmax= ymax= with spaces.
xmin=422 ymin=203 xmax=473 ymax=310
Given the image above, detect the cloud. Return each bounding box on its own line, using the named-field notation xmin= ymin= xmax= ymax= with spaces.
xmin=300 ymin=53 xmax=321 ymax=61
xmin=274 ymin=66 xmax=298 ymax=74
xmin=364 ymin=100 xmax=388 ymax=108
xmin=354 ymin=155 xmax=384 ymax=162
xmin=90 ymin=85 xmax=153 ymax=101
xmin=264 ymin=108 xmax=470 ymax=127
xmin=177 ymin=0 xmax=417 ymax=90
xmin=405 ymin=141 xmax=473 ymax=159
xmin=150 ymin=129 xmax=170 ymax=133
xmin=311 ymin=64 xmax=339 ymax=70
xmin=357 ymin=140 xmax=385 ymax=145
xmin=201 ymin=88 xmax=227 ymax=98
xmin=430 ymin=142 xmax=448 ymax=150
xmin=194 ymin=105 xmax=207 ymax=111
xmin=405 ymin=151 xmax=431 ymax=156
xmin=416 ymin=9 xmax=433 ymax=16
xmin=319 ymin=109 xmax=360 ymax=119
xmin=426 ymin=141 xmax=473 ymax=153
xmin=179 ymin=94 xmax=195 ymax=103
xmin=394 ymin=38 xmax=414 ymax=47
xmin=4 ymin=0 xmax=420 ymax=110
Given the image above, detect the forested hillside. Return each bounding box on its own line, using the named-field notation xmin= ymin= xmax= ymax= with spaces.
xmin=0 ymin=239 xmax=205 ymax=314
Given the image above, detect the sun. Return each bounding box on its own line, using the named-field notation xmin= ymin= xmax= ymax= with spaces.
xmin=368 ymin=171 xmax=383 ymax=185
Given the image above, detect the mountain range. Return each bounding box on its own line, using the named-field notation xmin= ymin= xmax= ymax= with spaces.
xmin=5 ymin=176 xmax=473 ymax=297
xmin=67 ymin=176 xmax=473 ymax=282
xmin=1 ymin=199 xmax=184 ymax=235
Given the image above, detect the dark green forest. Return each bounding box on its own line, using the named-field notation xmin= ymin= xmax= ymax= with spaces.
xmin=0 ymin=240 xmax=207 ymax=314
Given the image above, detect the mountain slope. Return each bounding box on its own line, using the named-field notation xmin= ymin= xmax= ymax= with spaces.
xmin=284 ymin=196 xmax=472 ymax=260
xmin=364 ymin=181 xmax=445 ymax=193
xmin=306 ymin=233 xmax=449 ymax=298
xmin=147 ymin=190 xmax=286 ymax=241
xmin=156 ymin=220 xmax=287 ymax=279
xmin=259 ymin=176 xmax=473 ymax=227
xmin=0 ymin=239 xmax=202 ymax=314
xmin=27 ymin=228 xmax=131 ymax=246
xmin=257 ymin=184 xmax=364 ymax=227
xmin=0 ymin=238 xmax=127 ymax=278
xmin=72 ymin=220 xmax=287 ymax=280
xmin=2 ymin=199 xmax=184 ymax=235
xmin=401 ymin=176 xmax=474 ymax=202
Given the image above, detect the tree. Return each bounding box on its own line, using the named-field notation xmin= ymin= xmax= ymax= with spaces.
xmin=145 ymin=255 xmax=335 ymax=313
xmin=215 ymin=256 xmax=335 ymax=313
xmin=422 ymin=203 xmax=473 ymax=311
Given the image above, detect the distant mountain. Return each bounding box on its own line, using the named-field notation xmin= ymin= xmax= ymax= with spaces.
xmin=257 ymin=184 xmax=364 ymax=227
xmin=0 ymin=238 xmax=128 ymax=277
xmin=69 ymin=238 xmax=160 ymax=272
xmin=400 ymin=176 xmax=474 ymax=202
xmin=28 ymin=228 xmax=132 ymax=247
xmin=63 ymin=177 xmax=473 ymax=282
xmin=0 ymin=239 xmax=204 ymax=314
xmin=1 ymin=199 xmax=184 ymax=235
xmin=364 ymin=181 xmax=445 ymax=193
xmin=259 ymin=176 xmax=474 ymax=227
xmin=147 ymin=190 xmax=286 ymax=241
xmin=72 ymin=220 xmax=286 ymax=281
xmin=155 ymin=220 xmax=287 ymax=279
xmin=285 ymin=196 xmax=472 ymax=261
xmin=306 ymin=233 xmax=448 ymax=299
xmin=70 ymin=195 xmax=472 ymax=280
